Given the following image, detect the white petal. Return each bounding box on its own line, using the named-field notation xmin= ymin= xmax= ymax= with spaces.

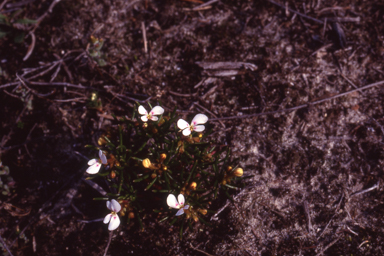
xmin=103 ymin=213 xmax=112 ymax=224
xmin=138 ymin=105 xmax=147 ymax=115
xmin=193 ymin=125 xmax=205 ymax=132
xmin=106 ymin=200 xmax=112 ymax=210
xmin=141 ymin=116 xmax=148 ymax=122
xmin=182 ymin=128 xmax=191 ymax=136
xmin=191 ymin=114 xmax=208 ymax=125
xmin=184 ymin=205 xmax=189 ymax=210
xmin=167 ymin=194 xmax=179 ymax=209
xmin=110 ymin=199 xmax=121 ymax=212
xmin=150 ymin=116 xmax=159 ymax=121
xmin=99 ymin=150 xmax=107 ymax=164
xmin=177 ymin=194 xmax=185 ymax=206
xmin=108 ymin=214 xmax=120 ymax=231
xmin=88 ymin=159 xmax=97 ymax=165
xmin=177 ymin=119 xmax=189 ymax=130
xmin=175 ymin=209 xmax=185 ymax=216
xmin=86 ymin=163 xmax=101 ymax=174
xmin=150 ymin=106 xmax=164 ymax=115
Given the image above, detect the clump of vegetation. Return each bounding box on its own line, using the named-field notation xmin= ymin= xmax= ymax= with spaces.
xmin=85 ymin=103 xmax=246 ymax=231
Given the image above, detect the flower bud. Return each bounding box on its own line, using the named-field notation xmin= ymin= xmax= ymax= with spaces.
xmin=128 ymin=212 xmax=135 ymax=219
xmin=198 ymin=209 xmax=207 ymax=215
xmin=142 ymin=158 xmax=151 ymax=168
xmin=227 ymin=166 xmax=233 ymax=172
xmin=233 ymin=168 xmax=243 ymax=177
xmin=189 ymin=182 xmax=197 ymax=190
xmin=151 ymin=173 xmax=157 ymax=179
xmin=110 ymin=171 xmax=116 ymax=179
xmin=142 ymin=122 xmax=148 ymax=128
xmin=160 ymin=153 xmax=167 ymax=161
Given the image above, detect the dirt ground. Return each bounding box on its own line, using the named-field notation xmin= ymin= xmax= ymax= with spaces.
xmin=1 ymin=0 xmax=384 ymax=255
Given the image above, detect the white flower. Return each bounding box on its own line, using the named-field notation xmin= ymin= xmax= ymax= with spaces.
xmin=103 ymin=199 xmax=121 ymax=231
xmin=177 ymin=114 xmax=208 ymax=136
xmin=167 ymin=194 xmax=189 ymax=216
xmin=86 ymin=150 xmax=107 ymax=174
xmin=138 ymin=105 xmax=164 ymax=122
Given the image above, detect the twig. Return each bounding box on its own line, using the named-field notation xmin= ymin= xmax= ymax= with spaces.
xmin=350 ymin=182 xmax=379 ymax=197
xmin=141 ymin=22 xmax=147 ymax=53
xmin=211 ymin=184 xmax=254 ymax=221
xmin=268 ymin=0 xmax=323 ymax=24
xmin=0 ymin=234 xmax=14 ymax=256
xmin=194 ymin=102 xmax=225 ymax=129
xmin=210 ymin=79 xmax=384 ymax=121
xmin=192 ymin=0 xmax=219 ymax=10
xmin=315 ymin=237 xmax=340 ymax=256
xmin=190 ymin=243 xmax=216 ymax=256
xmin=304 ymin=201 xmax=312 ymax=233
xmin=23 ymin=31 xmax=36 ymax=61
xmin=168 ymin=91 xmax=197 ymax=97
xmin=0 ymin=0 xmax=8 ymax=10
xmin=317 ymin=194 xmax=344 ymax=239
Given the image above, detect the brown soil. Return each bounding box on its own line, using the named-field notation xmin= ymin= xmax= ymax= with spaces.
xmin=1 ymin=0 xmax=384 ymax=255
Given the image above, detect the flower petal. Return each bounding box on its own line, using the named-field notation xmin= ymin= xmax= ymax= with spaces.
xmin=175 ymin=209 xmax=185 ymax=216
xmin=167 ymin=194 xmax=179 ymax=209
xmin=193 ymin=125 xmax=205 ymax=132
xmin=184 ymin=205 xmax=189 ymax=210
xmin=182 ymin=128 xmax=191 ymax=136
xmin=150 ymin=116 xmax=159 ymax=121
xmin=141 ymin=116 xmax=148 ymax=122
xmin=177 ymin=119 xmax=189 ymax=130
xmin=110 ymin=199 xmax=121 ymax=212
xmin=103 ymin=213 xmax=112 ymax=224
xmin=150 ymin=106 xmax=164 ymax=115
xmin=88 ymin=159 xmax=97 ymax=165
xmin=86 ymin=163 xmax=101 ymax=174
xmin=177 ymin=194 xmax=185 ymax=206
xmin=191 ymin=114 xmax=208 ymax=125
xmin=138 ymin=105 xmax=147 ymax=115
xmin=99 ymin=150 xmax=108 ymax=164
xmin=108 ymin=214 xmax=120 ymax=231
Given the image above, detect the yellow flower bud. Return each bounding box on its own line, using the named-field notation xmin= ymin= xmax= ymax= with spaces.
xmin=233 ymin=168 xmax=243 ymax=177
xmin=189 ymin=182 xmax=197 ymax=190
xmin=110 ymin=171 xmax=116 ymax=179
xmin=128 ymin=212 xmax=135 ymax=219
xmin=160 ymin=153 xmax=167 ymax=160
xmin=227 ymin=166 xmax=233 ymax=172
xmin=198 ymin=209 xmax=207 ymax=215
xmin=143 ymin=122 xmax=148 ymax=128
xmin=151 ymin=173 xmax=157 ymax=179
xmin=162 ymin=166 xmax=167 ymax=171
xmin=142 ymin=158 xmax=151 ymax=168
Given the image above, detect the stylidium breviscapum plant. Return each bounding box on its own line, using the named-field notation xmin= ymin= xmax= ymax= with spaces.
xmin=84 ymin=103 xmax=245 ymax=233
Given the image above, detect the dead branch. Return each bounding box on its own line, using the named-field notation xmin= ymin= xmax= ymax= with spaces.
xmin=210 ymin=79 xmax=384 ymax=121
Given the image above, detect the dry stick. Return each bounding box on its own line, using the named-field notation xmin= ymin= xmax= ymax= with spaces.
xmin=317 ymin=194 xmax=344 ymax=239
xmin=268 ymin=0 xmax=324 ymax=24
xmin=315 ymin=237 xmax=340 ymax=256
xmin=192 ymin=0 xmax=219 ymax=10
xmin=0 ymin=234 xmax=14 ymax=256
xmin=194 ymin=102 xmax=225 ymax=128
xmin=141 ymin=21 xmax=147 ymax=53
xmin=350 ymin=182 xmax=379 ymax=197
xmin=190 ymin=243 xmax=216 ymax=256
xmin=209 ymin=80 xmax=384 ymax=121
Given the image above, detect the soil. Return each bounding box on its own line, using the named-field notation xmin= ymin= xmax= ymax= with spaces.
xmin=1 ymin=0 xmax=384 ymax=255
